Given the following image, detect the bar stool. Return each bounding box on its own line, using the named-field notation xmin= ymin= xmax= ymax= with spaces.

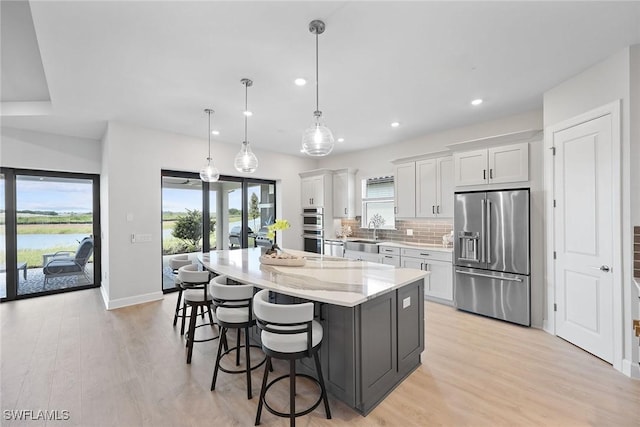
xmin=210 ymin=276 xmax=265 ymax=399
xmin=169 ymin=255 xmax=191 ymax=327
xmin=178 ymin=264 xmax=216 ymax=364
xmin=252 ymin=289 xmax=331 ymax=426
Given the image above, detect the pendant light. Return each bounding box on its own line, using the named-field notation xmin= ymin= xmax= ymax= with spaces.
xmin=301 ymin=19 xmax=335 ymax=157
xmin=199 ymin=108 xmax=220 ymax=182
xmin=234 ymin=78 xmax=259 ymax=173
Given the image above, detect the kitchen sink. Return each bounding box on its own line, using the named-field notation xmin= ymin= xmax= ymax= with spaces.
xmin=344 ymin=240 xmax=379 ymax=253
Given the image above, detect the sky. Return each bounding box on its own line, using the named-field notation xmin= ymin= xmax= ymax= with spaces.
xmin=7 ymin=175 xmax=264 ymax=215
xmin=14 ymin=177 xmax=93 ymax=213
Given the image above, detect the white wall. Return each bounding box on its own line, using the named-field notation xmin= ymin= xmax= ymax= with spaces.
xmin=100 ymin=121 xmax=316 ymax=308
xmin=0 ymin=127 xmax=101 ymax=172
xmin=543 ymin=46 xmax=639 ymax=377
xmin=318 ymin=110 xmax=546 ymax=328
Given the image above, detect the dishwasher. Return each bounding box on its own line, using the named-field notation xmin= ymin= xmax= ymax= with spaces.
xmin=323 ymin=240 xmax=344 ymax=257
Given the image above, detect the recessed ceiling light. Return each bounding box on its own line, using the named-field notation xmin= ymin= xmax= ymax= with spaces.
xmin=471 ymin=98 xmax=483 ymax=106
xmin=243 ymin=110 xmax=253 ymax=117
xmin=337 ymin=137 xmax=344 ymax=142
xmin=211 ymin=130 xmax=220 ymax=135
xmin=294 ymin=78 xmax=307 ymax=86
xmin=390 ymin=122 xmax=400 ymax=128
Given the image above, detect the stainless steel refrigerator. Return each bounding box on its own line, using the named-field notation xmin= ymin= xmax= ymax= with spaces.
xmin=454 ymin=189 xmax=530 ymax=326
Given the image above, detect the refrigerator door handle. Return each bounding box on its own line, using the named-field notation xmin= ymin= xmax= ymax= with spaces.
xmin=455 ymin=269 xmax=523 ymax=282
xmin=486 ymin=199 xmax=491 ymax=264
xmin=481 ymin=199 xmax=486 ymax=263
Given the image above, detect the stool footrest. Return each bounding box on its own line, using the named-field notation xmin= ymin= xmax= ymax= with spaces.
xmin=217 ymin=344 xmax=266 ymax=374
xmin=262 ymin=373 xmax=323 ymax=419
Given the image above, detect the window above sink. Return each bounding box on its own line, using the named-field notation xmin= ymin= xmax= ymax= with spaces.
xmin=361 ymin=176 xmax=395 ymax=230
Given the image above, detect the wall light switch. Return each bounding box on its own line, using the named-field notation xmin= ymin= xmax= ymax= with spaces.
xmin=402 ymin=296 xmax=411 ymax=309
xmin=126 ymin=212 xmax=134 ymax=222
xmin=406 ymin=229 xmax=413 ymax=236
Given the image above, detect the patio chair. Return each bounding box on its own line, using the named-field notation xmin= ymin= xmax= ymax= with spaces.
xmin=43 ymin=237 xmax=94 ymax=288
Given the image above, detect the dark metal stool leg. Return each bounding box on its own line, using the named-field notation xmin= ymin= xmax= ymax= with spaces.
xmin=289 ymin=359 xmax=296 ymax=427
xmin=211 ymin=327 xmax=226 ymax=390
xmin=236 ymin=329 xmax=241 ymax=366
xmin=180 ymin=299 xmax=188 ymax=335
xmin=173 ymin=288 xmax=183 ymax=326
xmin=255 ymin=357 xmax=271 ymax=426
xmin=313 ymin=351 xmax=332 ymax=419
xmin=245 ymin=326 xmax=252 ymax=399
xmin=186 ymin=304 xmax=198 ymax=364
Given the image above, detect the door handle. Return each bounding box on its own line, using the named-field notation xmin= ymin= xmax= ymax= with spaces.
xmin=483 ymin=169 xmax=486 ymax=180
xmin=437 ymin=205 xmax=440 ymax=214
xmin=432 ymin=205 xmax=435 ymax=214
xmin=490 ymin=169 xmax=493 ymax=179
xmin=344 ymin=208 xmax=347 ymax=215
xmin=591 ymin=265 xmax=611 ymax=272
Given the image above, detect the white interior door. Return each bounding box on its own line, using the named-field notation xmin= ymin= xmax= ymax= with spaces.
xmin=553 ymin=114 xmax=614 ymax=363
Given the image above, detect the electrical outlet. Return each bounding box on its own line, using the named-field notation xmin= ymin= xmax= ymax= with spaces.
xmin=402 ymin=296 xmax=411 ymax=309
xmin=406 ymin=229 xmax=413 ymax=236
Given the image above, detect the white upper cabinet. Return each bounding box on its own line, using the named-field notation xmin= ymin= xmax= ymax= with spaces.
xmin=396 ymin=155 xmax=453 ymax=218
xmin=333 ymin=168 xmax=357 ymax=218
xmin=488 ymin=143 xmax=529 ymax=184
xmin=453 ymin=142 xmax=528 ymax=187
xmin=393 ymin=162 xmax=416 ymax=218
xmin=300 ymin=170 xmax=332 ymax=208
xmin=416 ymin=156 xmax=453 ymax=218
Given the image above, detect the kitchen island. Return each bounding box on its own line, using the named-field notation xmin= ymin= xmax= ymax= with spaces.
xmin=199 ymin=247 xmax=428 ymax=415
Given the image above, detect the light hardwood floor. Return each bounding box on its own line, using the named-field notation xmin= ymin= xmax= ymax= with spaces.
xmin=1 ymin=288 xmax=639 ymax=426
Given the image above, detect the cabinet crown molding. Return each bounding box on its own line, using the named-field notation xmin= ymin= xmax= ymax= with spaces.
xmin=299 ymin=168 xmax=333 ymax=178
xmin=445 ymin=129 xmax=541 ymax=151
xmin=391 ymin=150 xmax=452 ymax=165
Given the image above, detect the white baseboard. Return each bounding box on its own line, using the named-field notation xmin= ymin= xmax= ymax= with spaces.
xmin=622 ymin=359 xmax=640 ymax=379
xmin=100 ymin=285 xmax=110 ymax=309
xmin=542 ymin=319 xmax=554 ymax=335
xmin=103 ymin=290 xmax=164 ymax=310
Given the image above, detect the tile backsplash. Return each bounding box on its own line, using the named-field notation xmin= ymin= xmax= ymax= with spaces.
xmin=634 ymin=226 xmax=640 ymax=278
xmin=341 ymin=218 xmax=453 ymax=246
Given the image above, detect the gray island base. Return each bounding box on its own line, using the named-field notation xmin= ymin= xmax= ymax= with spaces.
xmin=199 ymin=248 xmax=427 ymax=415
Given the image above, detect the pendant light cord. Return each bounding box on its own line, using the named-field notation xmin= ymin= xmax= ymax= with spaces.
xmin=244 ymin=81 xmax=248 ymax=143
xmin=315 ymin=30 xmax=319 ymax=113
xmin=207 ymin=110 xmax=212 ymax=160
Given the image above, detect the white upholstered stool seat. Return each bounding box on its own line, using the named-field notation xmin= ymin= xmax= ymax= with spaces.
xmin=178 ymin=264 xmax=218 ymax=364
xmin=252 ymin=289 xmax=331 ymax=426
xmin=209 ymin=275 xmax=265 ymax=400
xmin=169 ymin=255 xmax=192 ymax=327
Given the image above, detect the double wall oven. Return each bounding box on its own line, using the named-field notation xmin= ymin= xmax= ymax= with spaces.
xmin=302 ymin=207 xmax=324 ymax=254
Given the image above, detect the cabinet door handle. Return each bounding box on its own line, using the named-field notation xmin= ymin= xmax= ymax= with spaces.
xmin=437 ymin=205 xmax=440 ymax=214
xmin=420 ymin=253 xmax=430 ymax=256
xmin=344 ymin=208 xmax=347 ymax=214
xmin=490 ymin=169 xmax=493 ymax=179
xmin=420 ymin=263 xmax=424 ymax=270
xmin=432 ymin=205 xmax=435 ymax=214
xmin=394 ymin=206 xmax=398 ymax=214
xmin=483 ymin=169 xmax=486 ymax=180
xmin=385 ymin=255 xmax=393 ymax=259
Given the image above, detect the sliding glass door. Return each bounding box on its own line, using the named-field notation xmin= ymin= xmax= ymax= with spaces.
xmin=1 ymin=169 xmax=101 ymax=301
xmin=161 ymin=171 xmax=275 ymax=292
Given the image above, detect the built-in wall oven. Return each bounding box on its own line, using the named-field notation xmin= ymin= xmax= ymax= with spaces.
xmin=302 ymin=208 xmax=324 ymax=254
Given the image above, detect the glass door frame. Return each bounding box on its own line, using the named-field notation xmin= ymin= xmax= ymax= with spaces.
xmin=160 ymin=170 xmax=276 ymax=293
xmin=0 ymin=167 xmax=101 ymax=302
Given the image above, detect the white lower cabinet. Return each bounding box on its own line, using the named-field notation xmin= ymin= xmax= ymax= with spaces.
xmin=400 ymin=248 xmax=453 ymax=304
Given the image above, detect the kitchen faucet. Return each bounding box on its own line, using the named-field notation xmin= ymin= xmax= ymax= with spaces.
xmin=368 ymin=220 xmax=378 ymax=241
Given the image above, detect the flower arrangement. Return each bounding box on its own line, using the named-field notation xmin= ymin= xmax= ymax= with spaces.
xmin=337 ymin=225 xmax=353 ymax=240
xmin=265 ymin=219 xmax=290 ymax=254
xmin=369 ymin=213 xmax=385 ymax=228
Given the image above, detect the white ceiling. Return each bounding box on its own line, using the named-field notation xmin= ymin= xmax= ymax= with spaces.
xmin=2 ymin=1 xmax=639 ymax=157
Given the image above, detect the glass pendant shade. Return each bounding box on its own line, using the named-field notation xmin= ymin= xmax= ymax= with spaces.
xmin=234 ymin=141 xmax=258 ymax=173
xmin=199 ymin=159 xmax=220 ymax=182
xmin=302 ymin=113 xmax=334 ymax=156
xmin=200 ymin=108 xmax=219 ymax=183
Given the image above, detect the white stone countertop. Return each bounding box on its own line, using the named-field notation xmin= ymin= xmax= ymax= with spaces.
xmin=198 ymin=247 xmax=428 ymax=307
xmin=324 ymin=238 xmax=454 ymax=253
